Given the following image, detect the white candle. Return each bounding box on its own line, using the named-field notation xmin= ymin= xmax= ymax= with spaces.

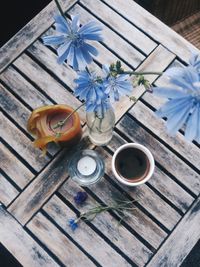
xmin=77 ymin=156 xmax=97 ymax=176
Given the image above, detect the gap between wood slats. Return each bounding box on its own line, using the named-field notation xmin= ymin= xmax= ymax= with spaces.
xmin=99 ymin=0 xmax=199 ymax=63
xmin=0 ymin=205 xmax=59 ymax=267
xmin=0 ymin=82 xmax=59 ymax=157
xmin=57 ymin=189 xmax=156 ymax=254
xmin=146 ymin=195 xmax=200 ymax=266
xmin=128 ymin=101 xmax=200 ymax=175
xmin=0 ymin=142 xmax=34 ymax=189
xmin=78 ymin=0 xmax=157 ymax=56
xmin=1 ymin=113 xmax=51 ymax=173
xmin=94 ymin=147 xmax=181 ymax=231
xmin=102 ymin=143 xmax=192 ymax=216
xmin=0 ymin=138 xmax=38 ymax=177
xmin=43 ymin=208 xmax=135 ymax=267
xmin=43 ymin=194 xmax=144 ymax=267
xmin=58 ymin=176 xmax=167 ymax=250
xmin=69 ymin=3 xmax=145 ymax=69
xmin=0 ymin=171 xmax=19 ymax=207
xmin=0 ymin=0 xmax=78 ymax=73
xmin=116 ymin=114 xmax=199 ymax=197
xmin=56 ymin=181 xmax=154 ymax=265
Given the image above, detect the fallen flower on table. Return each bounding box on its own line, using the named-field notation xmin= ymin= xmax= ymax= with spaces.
xmin=68 ymin=199 xmax=137 ymax=231
xmin=73 ymin=191 xmax=88 ymax=205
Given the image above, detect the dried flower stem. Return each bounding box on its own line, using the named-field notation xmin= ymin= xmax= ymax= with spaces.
xmin=123 ymin=71 xmax=162 ymax=75
xmin=53 ymin=102 xmax=85 ymax=130
xmin=75 ymin=200 xmax=137 ymax=223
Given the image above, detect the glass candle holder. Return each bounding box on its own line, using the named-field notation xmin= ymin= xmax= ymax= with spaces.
xmin=68 ymin=149 xmax=105 ymax=186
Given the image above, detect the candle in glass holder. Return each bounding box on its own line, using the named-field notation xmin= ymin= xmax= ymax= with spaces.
xmin=77 ymin=156 xmax=97 ymax=176
xmin=68 ymin=149 xmax=105 ymax=186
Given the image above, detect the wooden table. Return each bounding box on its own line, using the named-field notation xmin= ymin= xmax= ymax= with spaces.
xmin=0 ymin=1 xmax=200 ymax=266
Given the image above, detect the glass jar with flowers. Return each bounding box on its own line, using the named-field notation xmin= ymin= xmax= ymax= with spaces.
xmin=40 ymin=0 xmax=161 ymax=147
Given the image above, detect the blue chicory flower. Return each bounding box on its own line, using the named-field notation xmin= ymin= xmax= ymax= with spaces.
xmin=74 ymin=191 xmax=88 ymax=205
xmin=69 ymin=219 xmax=78 ymax=231
xmin=189 ymin=53 xmax=200 ymax=73
xmin=42 ymin=15 xmax=103 ymax=70
xmin=103 ymin=65 xmax=132 ymax=102
xmin=153 ymin=66 xmax=200 ymax=143
xmin=74 ymin=70 xmax=110 ymax=118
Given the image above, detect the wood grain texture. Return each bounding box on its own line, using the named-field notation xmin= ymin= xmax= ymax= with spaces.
xmin=0 ymin=66 xmax=53 ymax=109
xmin=107 ymin=132 xmax=194 ymax=213
xmin=0 ymin=0 xmax=78 ymax=73
xmin=117 ymin=114 xmax=200 ymax=195
xmin=70 ymin=4 xmax=145 ymax=68
xmin=8 ymin=136 xmax=93 ymax=225
xmin=0 ymin=143 xmax=34 ymax=189
xmin=0 ymin=83 xmax=31 ymax=130
xmin=1 ymin=112 xmax=50 ymax=172
xmin=101 ymin=0 xmax=199 ymax=62
xmin=0 ymin=173 xmax=19 ymax=206
xmin=44 ymin=195 xmax=137 ymax=267
xmin=27 ymin=212 xmax=96 ymax=267
xmin=113 ymin=45 xmax=175 ymax=122
xmin=0 ymin=205 xmax=58 ymax=267
xmin=139 ymin=94 xmax=200 ymax=170
xmin=95 ymin=147 xmax=181 ymax=230
xmin=80 ymin=0 xmax=157 ymax=55
xmin=147 ymin=196 xmax=200 ymax=267
xmin=13 ymin=54 xmax=85 ymax=122
xmin=59 ymin=175 xmax=167 ymax=249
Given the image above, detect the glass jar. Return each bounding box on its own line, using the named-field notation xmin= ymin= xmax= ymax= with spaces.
xmin=86 ymin=108 xmax=115 ymax=146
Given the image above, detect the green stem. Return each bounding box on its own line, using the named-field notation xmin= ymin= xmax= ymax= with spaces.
xmin=53 ymin=102 xmax=85 ymax=130
xmin=123 ymin=71 xmax=162 ymax=75
xmin=54 ymin=0 xmax=66 ymax=18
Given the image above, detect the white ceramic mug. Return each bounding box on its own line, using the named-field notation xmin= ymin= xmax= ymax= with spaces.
xmin=112 ymin=143 xmax=155 ymax=186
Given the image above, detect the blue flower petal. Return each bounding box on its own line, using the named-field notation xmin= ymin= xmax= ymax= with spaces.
xmin=54 ymin=15 xmax=71 ymax=33
xmin=185 ymin=103 xmax=200 ymax=141
xmin=166 ymin=100 xmax=193 ymax=134
xmin=42 ymin=15 xmax=102 ymax=69
xmin=156 ymin=97 xmax=193 ymax=118
xmin=153 ymin=87 xmax=187 ymax=99
xmin=42 ymin=35 xmax=66 ymax=45
xmin=69 ymin=219 xmax=78 ymax=231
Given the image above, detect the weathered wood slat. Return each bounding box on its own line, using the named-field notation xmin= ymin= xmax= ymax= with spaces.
xmin=28 ymin=35 xmax=130 ymax=88
xmin=13 ymin=54 xmax=86 ymax=122
xmin=59 ymin=177 xmax=167 ymax=249
xmin=0 ymin=173 xmax=19 ymax=206
xmin=28 ymin=40 xmax=77 ymax=90
xmin=0 ymin=66 xmax=53 ymax=108
xmin=44 ymin=195 xmax=137 ymax=267
xmin=0 ymin=82 xmax=59 ymax=156
xmin=0 ymin=143 xmax=34 ymax=189
xmin=101 ymin=0 xmax=199 ymax=62
xmin=80 ymin=0 xmax=157 ymax=55
xmin=1 ymin=113 xmax=50 ymax=172
xmin=114 ymin=45 xmax=175 ymax=122
xmin=27 ymin=212 xmax=97 ymax=267
xmin=131 ymin=100 xmax=200 ymax=170
xmin=0 ymin=83 xmax=31 ymax=130
xmin=70 ymin=4 xmax=145 ymax=68
xmin=0 ymin=205 xmax=58 ymax=267
xmin=8 ymin=136 xmax=93 ymax=225
xmin=107 ymin=133 xmax=194 ymax=213
xmin=147 ymin=196 xmax=200 ymax=267
xmin=95 ymin=147 xmax=181 ymax=230
xmin=0 ymin=0 xmax=78 ymax=73
xmin=117 ymin=115 xmax=200 ymax=195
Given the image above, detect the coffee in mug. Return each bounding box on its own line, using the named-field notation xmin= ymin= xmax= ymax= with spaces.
xmin=112 ymin=143 xmax=155 ymax=186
